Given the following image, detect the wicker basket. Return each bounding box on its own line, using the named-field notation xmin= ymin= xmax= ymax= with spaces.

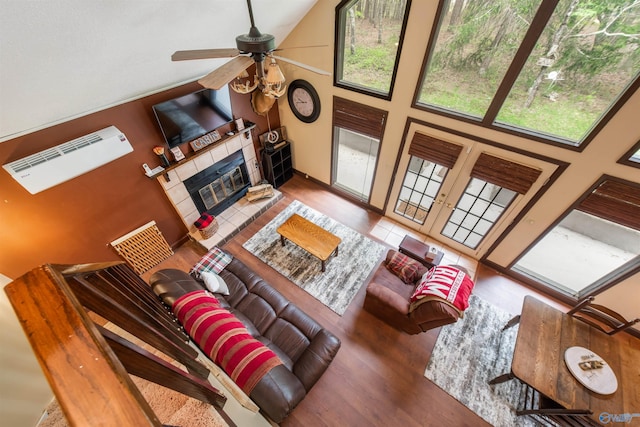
xmin=198 ymin=218 xmax=219 ymax=239
xmin=194 ymin=213 xmax=219 ymax=239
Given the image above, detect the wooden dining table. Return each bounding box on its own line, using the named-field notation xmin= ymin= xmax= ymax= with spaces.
xmin=491 ymin=295 xmax=640 ymax=425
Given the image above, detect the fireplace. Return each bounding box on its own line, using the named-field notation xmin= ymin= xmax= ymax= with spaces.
xmin=183 ymin=150 xmax=250 ymax=217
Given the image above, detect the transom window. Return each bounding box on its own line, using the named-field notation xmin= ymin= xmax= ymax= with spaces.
xmin=416 ymin=0 xmax=640 ymax=147
xmin=335 ymin=0 xmax=411 ymax=99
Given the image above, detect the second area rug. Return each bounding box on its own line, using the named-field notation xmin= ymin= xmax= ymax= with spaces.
xmin=424 ymin=295 xmax=544 ymax=427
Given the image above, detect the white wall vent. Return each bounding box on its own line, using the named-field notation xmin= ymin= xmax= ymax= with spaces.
xmin=3 ymin=126 xmax=133 ymax=194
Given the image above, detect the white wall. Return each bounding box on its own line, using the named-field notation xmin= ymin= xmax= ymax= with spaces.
xmin=0 ymin=274 xmax=53 ymax=427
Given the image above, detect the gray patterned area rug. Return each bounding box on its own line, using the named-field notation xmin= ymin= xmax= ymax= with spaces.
xmin=425 ymin=295 xmax=543 ymax=427
xmin=242 ymin=200 xmax=386 ymax=315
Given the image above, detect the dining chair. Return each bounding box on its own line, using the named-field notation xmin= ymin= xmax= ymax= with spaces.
xmin=567 ymin=296 xmax=639 ymax=335
xmin=517 ymin=383 xmax=598 ymax=427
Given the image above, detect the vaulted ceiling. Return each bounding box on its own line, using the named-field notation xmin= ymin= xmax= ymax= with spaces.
xmin=0 ymin=0 xmax=317 ymax=142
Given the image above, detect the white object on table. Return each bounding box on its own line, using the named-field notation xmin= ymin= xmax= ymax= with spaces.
xmin=564 ymin=346 xmax=618 ymax=395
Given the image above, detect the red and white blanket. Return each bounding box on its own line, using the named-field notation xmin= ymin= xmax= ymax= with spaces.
xmin=410 ymin=266 xmax=474 ymax=312
xmin=173 ymin=290 xmax=282 ymax=394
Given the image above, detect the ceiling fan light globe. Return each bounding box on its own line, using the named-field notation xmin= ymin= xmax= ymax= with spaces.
xmin=265 ymin=62 xmax=286 ymax=85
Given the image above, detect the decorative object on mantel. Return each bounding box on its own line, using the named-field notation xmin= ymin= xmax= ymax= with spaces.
xmin=143 ymin=163 xmax=165 ymax=177
xmin=564 ymin=346 xmax=618 ymax=395
xmin=170 ymin=146 xmax=185 ymax=162
xmin=153 ymin=145 xmax=171 ymax=167
xmin=190 ymin=130 xmax=221 ymax=152
xmin=153 ymin=146 xmax=171 ymax=167
xmin=194 ymin=212 xmax=219 ymax=239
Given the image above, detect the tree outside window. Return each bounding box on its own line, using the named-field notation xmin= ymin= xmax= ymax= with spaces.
xmin=335 ymin=0 xmax=411 ymax=98
xmin=416 ymin=0 xmax=640 ymax=147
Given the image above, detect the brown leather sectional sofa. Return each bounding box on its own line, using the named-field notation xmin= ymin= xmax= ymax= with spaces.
xmin=149 ymin=255 xmax=341 ymax=424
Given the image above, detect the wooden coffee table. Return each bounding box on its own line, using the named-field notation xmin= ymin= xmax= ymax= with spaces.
xmin=277 ymin=214 xmax=341 ymax=272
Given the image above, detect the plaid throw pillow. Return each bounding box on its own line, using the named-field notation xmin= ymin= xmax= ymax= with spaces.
xmin=190 ymin=246 xmax=232 ymax=279
xmin=387 ymin=251 xmax=423 ymax=284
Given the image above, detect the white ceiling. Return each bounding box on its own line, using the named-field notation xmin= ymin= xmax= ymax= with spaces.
xmin=0 ymin=0 xmax=317 ymax=142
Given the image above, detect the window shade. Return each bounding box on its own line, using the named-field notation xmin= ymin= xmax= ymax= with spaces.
xmin=470 ymin=153 xmax=542 ymax=194
xmin=408 ymin=133 xmax=463 ymax=169
xmin=333 ymin=97 xmax=387 ymax=138
xmin=577 ymin=179 xmax=640 ymax=231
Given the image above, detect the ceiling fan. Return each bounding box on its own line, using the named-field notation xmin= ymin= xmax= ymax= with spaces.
xmin=172 ymin=0 xmax=329 ymax=115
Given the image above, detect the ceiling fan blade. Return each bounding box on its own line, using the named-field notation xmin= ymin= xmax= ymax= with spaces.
xmin=272 ymin=55 xmax=331 ymax=76
xmin=172 ymin=48 xmax=240 ymax=61
xmin=198 ymin=56 xmax=255 ymax=90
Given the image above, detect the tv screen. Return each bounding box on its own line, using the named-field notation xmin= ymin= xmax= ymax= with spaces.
xmin=152 ymin=86 xmax=233 ymax=149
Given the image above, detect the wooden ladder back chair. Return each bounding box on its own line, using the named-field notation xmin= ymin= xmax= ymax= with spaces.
xmin=567 ymin=296 xmax=639 ymax=335
xmin=517 ymin=383 xmax=599 ymax=426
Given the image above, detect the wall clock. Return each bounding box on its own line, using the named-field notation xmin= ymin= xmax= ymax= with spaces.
xmin=287 ymin=79 xmax=321 ymax=123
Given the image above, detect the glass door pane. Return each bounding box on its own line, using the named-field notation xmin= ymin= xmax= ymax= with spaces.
xmin=394 ymin=156 xmax=448 ymax=225
xmin=332 ymin=127 xmax=380 ymax=201
xmin=514 ymin=211 xmax=640 ymax=297
xmin=440 ymin=178 xmax=517 ymax=249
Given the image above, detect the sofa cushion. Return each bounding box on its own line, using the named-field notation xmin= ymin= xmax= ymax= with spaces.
xmin=411 ymin=266 xmax=474 ymax=312
xmin=386 ymin=251 xmax=425 ymax=283
xmin=190 ymin=246 xmax=232 ymax=279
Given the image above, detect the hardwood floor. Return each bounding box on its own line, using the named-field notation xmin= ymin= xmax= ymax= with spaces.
xmin=145 ymin=174 xmax=567 ymax=427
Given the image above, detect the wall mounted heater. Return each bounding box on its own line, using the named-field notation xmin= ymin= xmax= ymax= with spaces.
xmin=2 ymin=126 xmax=133 ymax=194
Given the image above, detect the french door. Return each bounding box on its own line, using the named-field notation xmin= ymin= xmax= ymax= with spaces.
xmin=387 ymin=128 xmax=557 ymax=257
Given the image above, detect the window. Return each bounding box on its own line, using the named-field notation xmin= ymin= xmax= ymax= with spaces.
xmin=514 ymin=177 xmax=640 ymax=297
xmin=618 ymin=139 xmax=640 ymax=168
xmin=332 ymin=97 xmax=387 ymax=202
xmin=416 ymin=0 xmax=640 ymax=147
xmin=335 ymin=0 xmax=411 ymax=98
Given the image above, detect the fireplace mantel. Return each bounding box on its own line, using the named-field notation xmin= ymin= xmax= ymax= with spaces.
xmin=147 ymin=122 xmax=256 ymax=179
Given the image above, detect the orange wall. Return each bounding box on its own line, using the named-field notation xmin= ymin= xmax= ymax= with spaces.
xmin=0 ymin=80 xmax=279 ymax=279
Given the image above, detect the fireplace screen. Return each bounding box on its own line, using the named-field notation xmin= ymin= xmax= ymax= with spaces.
xmin=198 ymin=167 xmax=246 ymax=210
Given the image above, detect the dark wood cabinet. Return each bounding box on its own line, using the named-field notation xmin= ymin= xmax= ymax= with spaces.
xmin=262 ymin=142 xmax=293 ymax=188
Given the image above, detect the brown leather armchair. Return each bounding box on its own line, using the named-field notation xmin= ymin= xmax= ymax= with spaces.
xmin=363 ymin=249 xmax=465 ymax=334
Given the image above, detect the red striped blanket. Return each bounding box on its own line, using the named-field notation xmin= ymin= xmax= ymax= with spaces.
xmin=173 ymin=290 xmax=282 ymax=394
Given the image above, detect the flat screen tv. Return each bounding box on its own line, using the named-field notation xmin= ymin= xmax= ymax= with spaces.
xmin=152 ymin=86 xmax=233 ymax=149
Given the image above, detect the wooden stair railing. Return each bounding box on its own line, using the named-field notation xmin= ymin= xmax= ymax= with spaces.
xmin=5 ymin=262 xmax=231 ymax=427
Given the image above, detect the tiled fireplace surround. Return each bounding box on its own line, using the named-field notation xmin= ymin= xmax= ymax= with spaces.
xmin=156 ymin=131 xmax=281 ymax=249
